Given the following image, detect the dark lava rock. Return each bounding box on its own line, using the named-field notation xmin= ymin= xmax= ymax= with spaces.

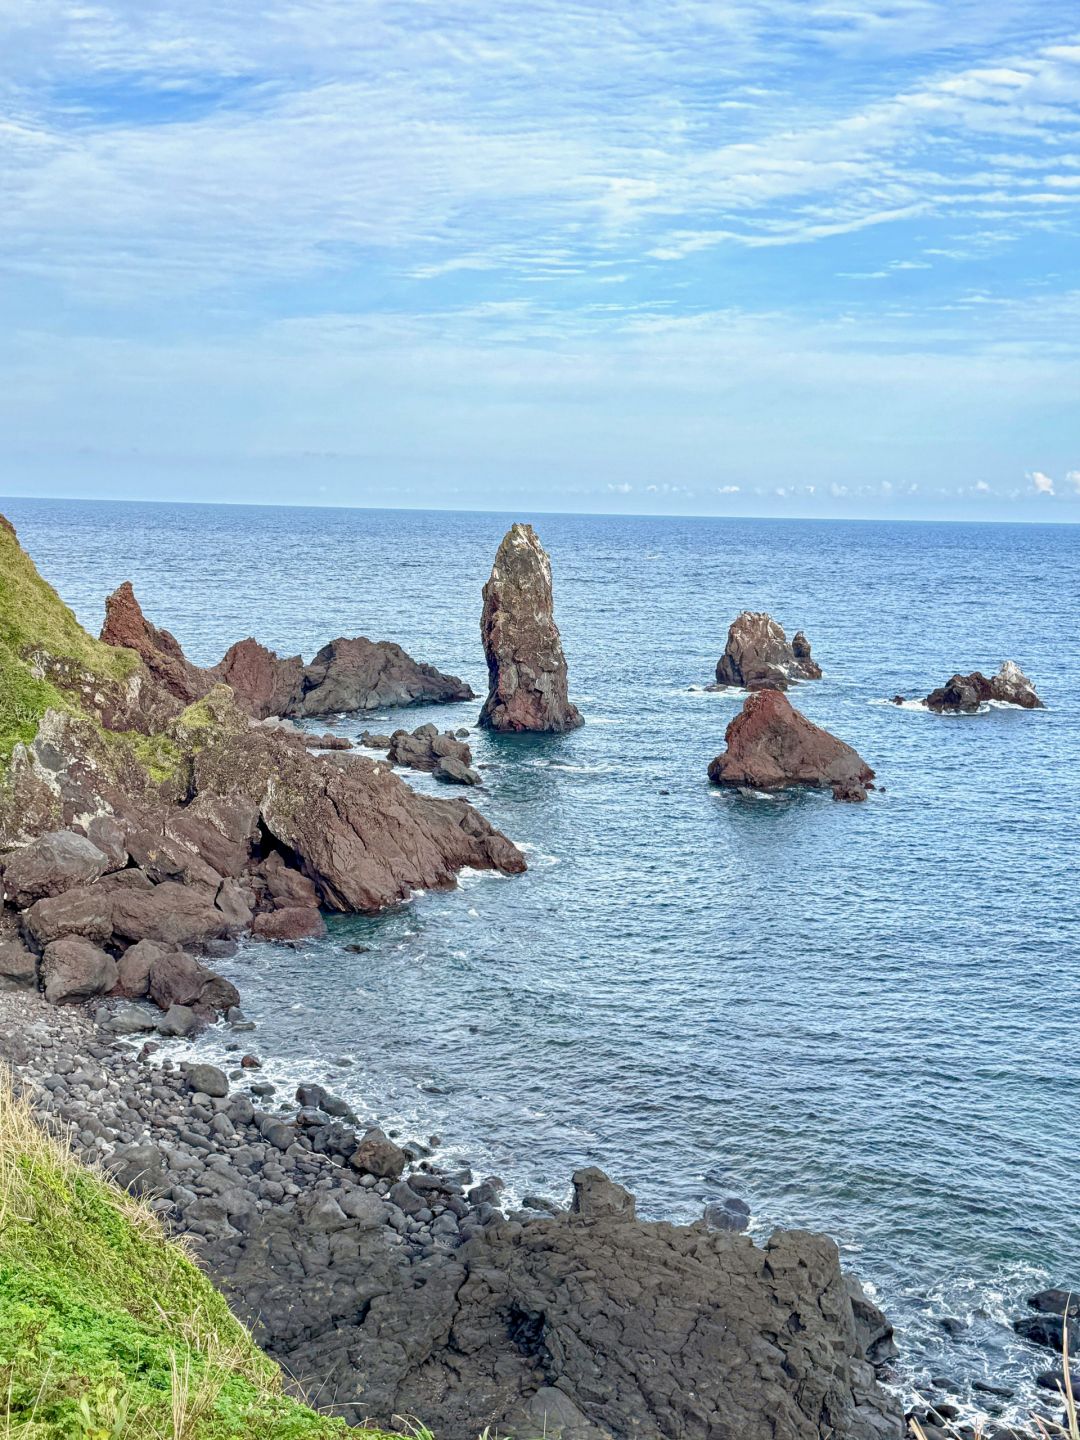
xmin=183 ymin=1063 xmax=229 ymax=1098
xmin=845 ymin=1275 xmax=899 ymax=1367
xmin=708 ymin=689 xmax=876 ymax=802
xmin=349 ymin=1126 xmax=407 ymax=1181
xmin=1028 ymin=1288 xmax=1079 ymax=1316
xmin=291 ymin=637 xmax=474 ymax=717
xmin=1014 ymin=1312 xmax=1079 ymax=1352
xmin=925 ymin=660 xmax=1044 ymax=712
xmin=211 ymin=1168 xmax=902 ymax=1440
xmin=703 ymin=1196 xmax=751 ymax=1233
xmin=479 ymin=523 xmax=583 ymax=734
xmin=712 ymin=612 xmax=823 ymax=691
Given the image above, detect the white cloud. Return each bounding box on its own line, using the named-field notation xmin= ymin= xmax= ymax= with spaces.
xmin=606 ymin=481 xmax=633 ymax=493
xmin=1030 ymin=469 xmax=1055 ymax=493
xmin=1067 ymin=469 xmax=1080 ymax=492
xmin=717 ymin=484 xmax=741 ymax=493
xmin=974 ymin=479 xmax=991 ymax=491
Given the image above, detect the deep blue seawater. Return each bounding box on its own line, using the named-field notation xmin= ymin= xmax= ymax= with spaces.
xmin=4 ymin=496 xmax=1078 ymax=1420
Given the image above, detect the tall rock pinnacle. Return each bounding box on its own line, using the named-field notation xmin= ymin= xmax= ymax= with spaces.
xmin=479 ymin=523 xmax=583 ymax=733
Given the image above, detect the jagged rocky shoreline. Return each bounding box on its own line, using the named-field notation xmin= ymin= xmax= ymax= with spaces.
xmin=0 ymin=987 xmax=908 ymax=1440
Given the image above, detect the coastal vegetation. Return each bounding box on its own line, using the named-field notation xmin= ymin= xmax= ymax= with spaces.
xmin=0 ymin=1077 xmax=403 ymax=1440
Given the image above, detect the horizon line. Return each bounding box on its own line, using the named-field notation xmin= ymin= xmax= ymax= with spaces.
xmin=1 ymin=491 xmax=1077 ymax=529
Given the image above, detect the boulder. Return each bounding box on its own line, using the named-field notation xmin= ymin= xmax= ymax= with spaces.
xmin=115 ymin=938 xmax=170 ymax=996
xmin=111 ymin=881 xmax=234 ymax=947
xmin=156 ymin=1003 xmax=203 ymax=1037
xmin=350 ymin=1126 xmax=408 ymax=1181
xmin=0 ymin=938 xmax=38 ymax=987
xmin=1 ymin=830 xmax=112 ymax=908
xmin=570 ymin=1167 xmax=636 ymax=1221
xmin=388 ymin=724 xmax=482 ymax=785
xmin=184 ymin=1063 xmax=229 ymax=1098
xmin=708 ymin=690 xmax=876 ymax=802
xmin=251 ymin=907 xmax=327 ymax=942
xmin=925 ymin=660 xmax=1044 ymax=712
xmin=100 ymin=581 xmax=210 ymax=704
xmin=40 ymin=937 xmax=118 ymax=1003
xmin=1028 ymin=1288 xmax=1079 ymax=1317
xmin=23 ymin=885 xmax=116 ymax=947
xmin=712 ymin=612 xmax=822 ymax=691
xmin=147 ymin=949 xmax=239 ymax=1014
xmin=703 ymin=1196 xmax=751 ymax=1233
xmin=256 ymin=852 xmax=320 ymax=910
xmin=1014 ymin=1313 xmax=1079 ymax=1353
xmin=479 ymin=523 xmax=583 ymax=733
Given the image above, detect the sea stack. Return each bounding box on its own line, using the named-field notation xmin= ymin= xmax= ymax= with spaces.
xmin=712 ymin=611 xmax=822 ymax=691
xmin=922 ymin=660 xmax=1044 ymax=713
xmin=709 ymin=689 xmax=875 ymax=801
xmin=479 ymin=523 xmax=583 ymax=733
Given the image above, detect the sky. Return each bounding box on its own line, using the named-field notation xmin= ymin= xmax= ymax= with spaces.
xmin=1 ymin=1 xmax=1079 ymax=521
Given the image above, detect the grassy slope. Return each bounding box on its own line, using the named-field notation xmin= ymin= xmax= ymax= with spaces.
xmin=0 ymin=518 xmax=137 ymax=764
xmin=0 ymin=1082 xmax=401 ymax=1440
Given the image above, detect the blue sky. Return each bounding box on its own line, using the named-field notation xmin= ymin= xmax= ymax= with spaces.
xmin=1 ymin=0 xmax=1079 ymax=520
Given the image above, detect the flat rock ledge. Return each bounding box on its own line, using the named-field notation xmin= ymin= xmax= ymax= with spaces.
xmin=0 ymin=989 xmax=903 ymax=1440
xmin=709 ymin=690 xmax=876 ymax=802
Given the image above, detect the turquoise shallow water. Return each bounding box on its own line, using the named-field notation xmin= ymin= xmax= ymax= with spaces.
xmin=4 ymin=496 xmax=1078 ymax=1419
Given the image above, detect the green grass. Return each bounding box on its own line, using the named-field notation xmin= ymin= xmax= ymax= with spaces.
xmin=0 ymin=1080 xmax=406 ymax=1439
xmin=0 ymin=520 xmax=136 ymax=764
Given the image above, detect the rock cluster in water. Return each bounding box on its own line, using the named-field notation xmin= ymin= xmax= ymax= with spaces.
xmin=711 ymin=611 xmax=823 ymax=692
xmin=0 ymin=989 xmax=904 ymax=1440
xmin=101 ymin=581 xmax=473 ymax=718
xmin=479 ymin=523 xmax=583 ymax=733
xmin=709 ymin=689 xmax=876 ymax=802
xmin=387 ymin=722 xmax=482 ymax=785
xmin=915 ymin=660 xmax=1044 ymax=713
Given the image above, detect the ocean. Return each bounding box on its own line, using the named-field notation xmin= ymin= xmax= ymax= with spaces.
xmin=4 ymin=496 xmax=1078 ymax=1421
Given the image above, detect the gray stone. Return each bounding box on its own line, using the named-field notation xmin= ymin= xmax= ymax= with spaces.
xmin=41 ymin=937 xmax=118 ymax=1004
xmin=184 ymin=1064 xmax=229 ymax=1099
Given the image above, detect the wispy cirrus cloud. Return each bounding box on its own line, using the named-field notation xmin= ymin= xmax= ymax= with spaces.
xmin=0 ymin=1 xmax=1078 ymax=513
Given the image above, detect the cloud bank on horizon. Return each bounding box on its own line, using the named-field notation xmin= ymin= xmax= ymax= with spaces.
xmin=1 ymin=0 xmax=1078 ymax=518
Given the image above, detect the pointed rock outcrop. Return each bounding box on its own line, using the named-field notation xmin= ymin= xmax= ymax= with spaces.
xmin=712 ymin=612 xmax=822 ymax=691
xmin=101 ymin=582 xmax=211 ymax=704
xmin=479 ymin=524 xmax=582 ymax=733
xmin=709 ymin=689 xmax=875 ymax=801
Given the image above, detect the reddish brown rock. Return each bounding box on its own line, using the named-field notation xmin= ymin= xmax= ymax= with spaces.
xmin=712 ymin=612 xmax=822 ymax=692
xmin=100 ymin=581 xmax=211 ymax=704
xmin=209 ymin=639 xmax=306 ymax=721
xmin=147 ymin=948 xmax=239 ymax=1012
xmin=192 ymin=714 xmax=525 ymax=911
xmin=251 ymin=907 xmax=327 ymax=942
xmin=708 ymin=690 xmax=875 ymax=802
xmin=110 ymin=880 xmax=235 ymax=947
xmin=924 ymin=660 xmax=1044 ymax=713
xmin=41 ymin=936 xmax=118 ymax=1003
xmin=479 ymin=524 xmax=582 ymax=734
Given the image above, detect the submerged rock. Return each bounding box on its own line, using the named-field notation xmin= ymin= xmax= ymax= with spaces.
xmin=924 ymin=660 xmax=1044 ymax=712
xmin=708 ymin=689 xmax=876 ymax=801
xmin=712 ymin=612 xmax=822 ymax=691
xmin=479 ymin=523 xmax=583 ymax=733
